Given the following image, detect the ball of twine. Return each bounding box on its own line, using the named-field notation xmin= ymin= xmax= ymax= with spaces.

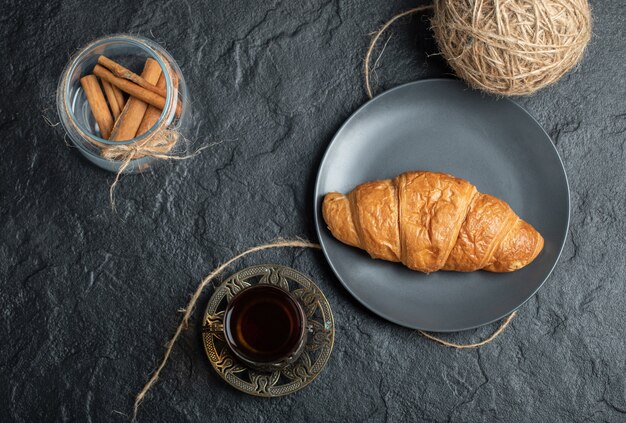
xmin=431 ymin=0 xmax=592 ymax=96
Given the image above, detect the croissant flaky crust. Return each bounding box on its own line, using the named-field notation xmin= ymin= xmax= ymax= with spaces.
xmin=322 ymin=171 xmax=544 ymax=273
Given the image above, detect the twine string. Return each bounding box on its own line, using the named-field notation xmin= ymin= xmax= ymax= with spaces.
xmin=418 ymin=311 xmax=516 ymax=349
xmin=131 ymin=239 xmax=516 ymax=422
xmin=102 ymin=125 xmax=180 ymax=211
xmin=105 ymin=131 xmax=212 ymax=211
xmin=364 ymin=5 xmax=434 ymax=99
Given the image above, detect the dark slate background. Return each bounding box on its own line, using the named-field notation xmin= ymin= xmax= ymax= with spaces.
xmin=1 ymin=0 xmax=624 ymax=421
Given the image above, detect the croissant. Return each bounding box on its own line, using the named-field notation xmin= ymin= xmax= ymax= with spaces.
xmin=322 ymin=171 xmax=544 ymax=273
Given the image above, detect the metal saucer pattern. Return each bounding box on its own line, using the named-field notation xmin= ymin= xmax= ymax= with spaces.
xmin=201 ymin=264 xmax=334 ymax=397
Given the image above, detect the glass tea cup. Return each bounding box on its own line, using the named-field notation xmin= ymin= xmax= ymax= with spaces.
xmin=218 ymin=284 xmax=308 ymax=372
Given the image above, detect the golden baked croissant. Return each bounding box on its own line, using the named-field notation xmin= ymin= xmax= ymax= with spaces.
xmin=322 ymin=171 xmax=544 ymax=273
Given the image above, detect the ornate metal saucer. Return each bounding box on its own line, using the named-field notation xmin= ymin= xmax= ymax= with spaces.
xmin=202 ymin=264 xmax=335 ymax=397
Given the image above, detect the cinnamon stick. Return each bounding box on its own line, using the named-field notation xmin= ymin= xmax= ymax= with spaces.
xmin=136 ymin=74 xmax=166 ymax=136
xmin=101 ymin=80 xmax=122 ymax=119
xmin=110 ymin=58 xmax=162 ymax=141
xmin=98 ymin=55 xmax=167 ymax=98
xmin=111 ymin=84 xmax=126 ymax=110
xmin=94 ymin=64 xmax=165 ymax=110
xmin=93 ymin=64 xmax=181 ymax=118
xmin=80 ymin=75 xmax=114 ymax=139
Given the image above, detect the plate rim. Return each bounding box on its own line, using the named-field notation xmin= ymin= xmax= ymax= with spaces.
xmin=313 ymin=78 xmax=571 ymax=332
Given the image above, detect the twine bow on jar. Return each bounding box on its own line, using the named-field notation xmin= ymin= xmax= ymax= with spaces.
xmin=92 ymin=124 xmax=204 ymax=210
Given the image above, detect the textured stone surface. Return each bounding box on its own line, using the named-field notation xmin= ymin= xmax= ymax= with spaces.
xmin=1 ymin=0 xmax=625 ymax=422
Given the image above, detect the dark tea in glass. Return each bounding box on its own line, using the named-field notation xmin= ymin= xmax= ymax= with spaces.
xmin=224 ymin=284 xmax=307 ymax=369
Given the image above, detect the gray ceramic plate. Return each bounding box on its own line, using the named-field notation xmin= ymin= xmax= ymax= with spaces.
xmin=314 ymin=79 xmax=569 ymax=332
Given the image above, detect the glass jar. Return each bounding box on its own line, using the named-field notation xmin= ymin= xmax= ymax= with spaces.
xmin=56 ymin=34 xmax=190 ymax=173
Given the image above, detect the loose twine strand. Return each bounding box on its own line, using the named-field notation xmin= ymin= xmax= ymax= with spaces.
xmin=364 ymin=5 xmax=434 ymax=99
xmin=417 ymin=311 xmax=516 ymax=349
xmin=131 ymin=239 xmax=516 ymax=422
